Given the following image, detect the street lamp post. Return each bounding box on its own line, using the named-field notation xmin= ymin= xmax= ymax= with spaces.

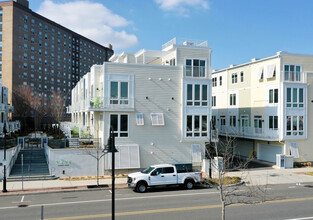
xmin=2 ymin=123 xmax=8 ymax=193
xmin=103 ymin=126 xmax=118 ymax=220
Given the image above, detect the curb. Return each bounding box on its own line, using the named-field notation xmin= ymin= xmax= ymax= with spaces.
xmin=0 ymin=184 xmax=129 ymax=197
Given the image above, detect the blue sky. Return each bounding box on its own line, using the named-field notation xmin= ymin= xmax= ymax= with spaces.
xmin=29 ymin=0 xmax=313 ymax=70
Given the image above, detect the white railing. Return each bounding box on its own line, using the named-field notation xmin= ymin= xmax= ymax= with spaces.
xmin=283 ymin=71 xmax=306 ymax=83
xmin=218 ymin=125 xmax=279 ymax=140
xmin=162 ymin=37 xmax=208 ymax=50
xmin=67 ymin=96 xmax=135 ymax=113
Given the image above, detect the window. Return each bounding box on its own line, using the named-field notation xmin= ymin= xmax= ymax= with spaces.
xmin=212 ymin=96 xmax=216 ymax=107
xmin=219 ymin=76 xmax=222 ymax=86
xmin=240 ymin=71 xmax=244 ymax=82
xmin=169 ymin=58 xmax=175 ymax=66
xmin=269 ymin=89 xmax=278 ymax=103
xmin=231 ymin=73 xmax=237 ymax=84
xmin=186 ymin=115 xmax=207 ymax=137
xmin=267 ymin=64 xmax=276 ymax=78
xmin=286 ymin=116 xmax=304 ymax=136
xmin=185 ymin=59 xmax=206 ymax=77
xmin=269 ymin=116 xmax=278 ymax=129
xmin=187 ymin=84 xmax=208 ymax=106
xmin=229 ymin=93 xmax=236 ymax=106
xmin=212 ymin=77 xmax=217 ymax=87
xmin=110 ymin=81 xmax=128 ymax=104
xmin=284 ymin=65 xmax=301 ymax=81
xmin=286 ymin=88 xmax=304 ymax=108
xmin=110 ymin=114 xmax=128 ymax=137
xmin=150 ymin=113 xmax=164 ymax=126
xmin=230 ymin=115 xmax=236 ymax=127
xmin=259 ymin=66 xmax=264 ymax=80
xmin=136 ymin=113 xmax=144 ymax=126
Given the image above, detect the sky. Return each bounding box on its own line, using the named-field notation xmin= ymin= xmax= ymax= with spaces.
xmin=29 ymin=0 xmax=313 ymax=70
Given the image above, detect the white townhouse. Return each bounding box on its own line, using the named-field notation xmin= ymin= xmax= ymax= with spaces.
xmin=67 ymin=38 xmax=212 ymax=169
xmin=212 ymin=51 xmax=313 ymax=163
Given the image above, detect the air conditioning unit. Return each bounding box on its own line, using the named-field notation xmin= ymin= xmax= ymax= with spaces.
xmin=276 ymin=154 xmax=294 ymax=169
xmin=183 ymin=41 xmax=194 ymax=46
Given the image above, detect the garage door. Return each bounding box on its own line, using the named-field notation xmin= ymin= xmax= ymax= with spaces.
xmin=233 ymin=139 xmax=254 ymax=158
xmin=258 ymin=144 xmax=282 ymax=163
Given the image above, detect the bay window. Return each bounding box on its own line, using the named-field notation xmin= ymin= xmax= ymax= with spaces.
xmin=187 ymin=84 xmax=208 ymax=106
xmin=110 ymin=81 xmax=128 ymax=104
xmin=185 ymin=59 xmax=206 ymax=77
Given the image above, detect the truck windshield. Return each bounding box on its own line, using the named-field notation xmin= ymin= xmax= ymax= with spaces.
xmin=141 ymin=167 xmax=155 ymax=174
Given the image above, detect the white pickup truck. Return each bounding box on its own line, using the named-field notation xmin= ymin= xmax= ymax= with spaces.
xmin=127 ymin=164 xmax=203 ymax=193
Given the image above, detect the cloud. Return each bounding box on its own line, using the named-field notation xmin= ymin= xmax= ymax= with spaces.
xmin=155 ymin=0 xmax=209 ymax=15
xmin=37 ymin=0 xmax=138 ymax=49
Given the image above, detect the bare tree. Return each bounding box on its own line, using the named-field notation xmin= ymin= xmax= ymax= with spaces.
xmin=81 ymin=139 xmax=105 ymax=186
xmin=205 ymin=133 xmax=269 ymax=220
xmin=50 ymin=91 xmax=66 ymax=132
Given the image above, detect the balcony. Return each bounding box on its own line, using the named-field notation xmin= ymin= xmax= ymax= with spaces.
xmin=67 ymin=96 xmax=134 ymax=113
xmin=283 ymin=71 xmax=306 ymax=83
xmin=218 ymin=125 xmax=279 ymax=140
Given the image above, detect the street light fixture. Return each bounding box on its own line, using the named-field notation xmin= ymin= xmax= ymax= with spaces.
xmin=103 ymin=126 xmax=118 ymax=220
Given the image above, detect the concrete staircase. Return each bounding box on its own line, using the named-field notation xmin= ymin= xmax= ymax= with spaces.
xmin=8 ymin=148 xmax=57 ymax=181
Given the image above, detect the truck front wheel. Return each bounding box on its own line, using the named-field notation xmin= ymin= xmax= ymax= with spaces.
xmin=185 ymin=180 xmax=194 ymax=190
xmin=136 ymin=182 xmax=147 ymax=193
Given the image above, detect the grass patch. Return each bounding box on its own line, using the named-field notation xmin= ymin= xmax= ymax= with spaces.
xmin=305 ymin=172 xmax=313 ymax=176
xmin=204 ymin=176 xmax=242 ymax=186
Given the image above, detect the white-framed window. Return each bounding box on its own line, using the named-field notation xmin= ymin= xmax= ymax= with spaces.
xmin=284 ymin=64 xmax=301 ymax=81
xmin=110 ymin=81 xmax=128 ymax=105
xmin=286 ymin=87 xmax=304 ymax=108
xmin=187 ymin=84 xmax=208 ymax=106
xmin=186 ymin=115 xmax=208 ymax=137
xmin=286 ymin=115 xmax=304 ymax=136
xmin=150 ymin=113 xmax=164 ymax=126
xmin=269 ymin=88 xmax=278 ymax=104
xmin=231 ymin=73 xmax=237 ymax=84
xmin=240 ymin=71 xmax=244 ymax=82
xmin=212 ymin=77 xmax=217 ymax=87
xmin=185 ymin=59 xmax=206 ymax=77
xmin=230 ymin=115 xmax=236 ymax=127
xmin=136 ymin=113 xmax=144 ymax=126
xmin=212 ymin=96 xmax=216 ymax=107
xmin=110 ymin=114 xmax=128 ymax=137
xmin=269 ymin=116 xmax=278 ymax=130
xmin=229 ymin=93 xmax=236 ymax=106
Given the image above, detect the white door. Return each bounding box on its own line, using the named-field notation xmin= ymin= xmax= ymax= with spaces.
xmin=150 ymin=168 xmax=165 ymax=186
xmin=240 ymin=115 xmax=249 ymax=134
xmin=258 ymin=144 xmax=282 ymax=163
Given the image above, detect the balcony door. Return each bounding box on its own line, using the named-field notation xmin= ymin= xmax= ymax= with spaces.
xmin=240 ymin=115 xmax=249 ymax=135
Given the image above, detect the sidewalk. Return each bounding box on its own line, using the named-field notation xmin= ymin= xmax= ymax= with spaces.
xmin=0 ymin=177 xmax=128 ymax=196
xmin=1 ymin=167 xmax=313 ymax=196
xmin=226 ymin=167 xmax=313 ymax=186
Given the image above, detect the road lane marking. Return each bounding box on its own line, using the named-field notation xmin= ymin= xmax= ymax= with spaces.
xmin=41 ymin=196 xmax=313 ymax=220
xmin=21 ymin=196 xmax=24 ymax=203
xmin=0 ymin=191 xmax=219 ymax=210
xmin=286 ymin=217 xmax=313 ymax=220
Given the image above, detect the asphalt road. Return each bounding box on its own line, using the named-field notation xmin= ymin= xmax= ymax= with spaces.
xmin=0 ymin=183 xmax=313 ymax=220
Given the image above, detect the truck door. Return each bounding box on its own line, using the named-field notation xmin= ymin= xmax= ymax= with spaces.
xmin=150 ymin=168 xmax=165 ymax=186
xmin=162 ymin=167 xmax=177 ymax=184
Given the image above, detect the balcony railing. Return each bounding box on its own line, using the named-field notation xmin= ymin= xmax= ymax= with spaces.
xmin=218 ymin=125 xmax=279 ymax=140
xmin=283 ymin=71 xmax=306 ymax=83
xmin=67 ymin=96 xmax=135 ymax=112
xmin=162 ymin=38 xmax=208 ymax=50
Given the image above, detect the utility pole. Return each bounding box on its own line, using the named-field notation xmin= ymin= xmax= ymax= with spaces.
xmin=2 ymin=123 xmax=8 ymax=193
